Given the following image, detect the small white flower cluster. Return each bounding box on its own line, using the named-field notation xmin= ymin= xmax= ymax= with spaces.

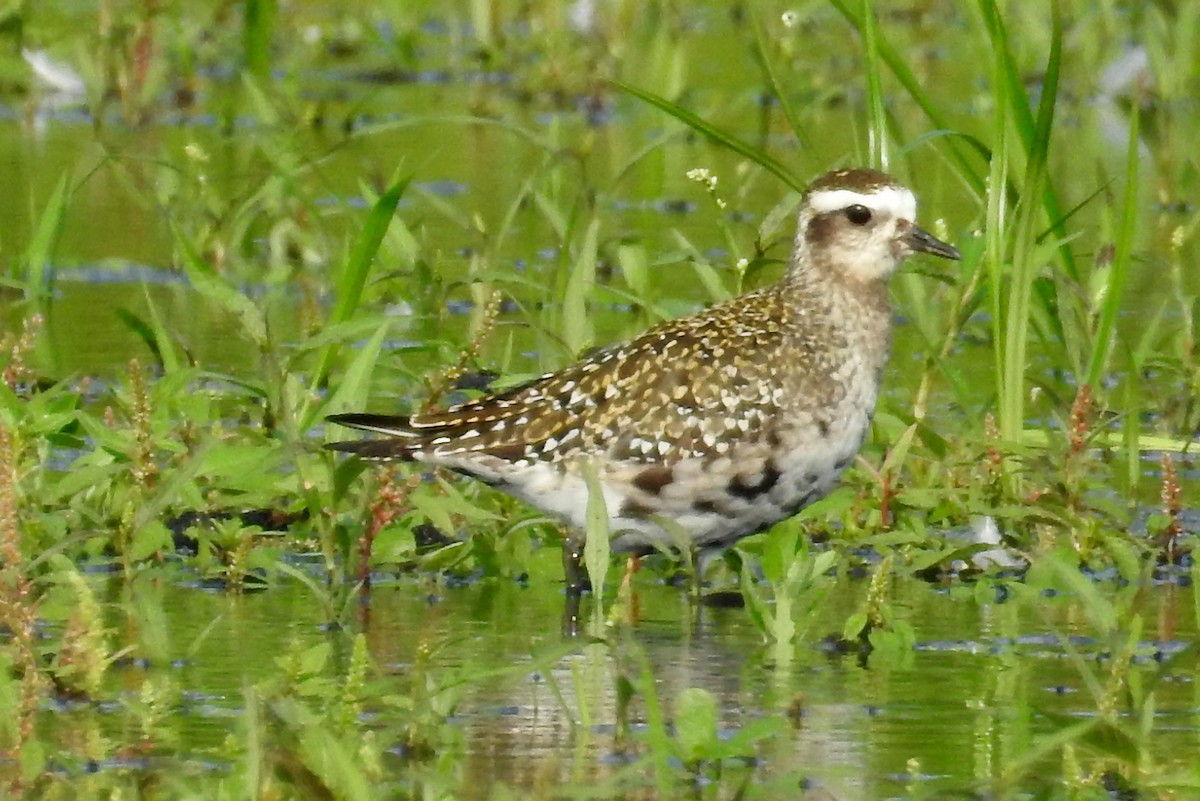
xmin=685 ymin=167 xmax=716 ymax=189
xmin=686 ymin=167 xmax=726 ymax=209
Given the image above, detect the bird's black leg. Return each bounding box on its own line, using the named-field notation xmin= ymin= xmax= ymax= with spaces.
xmin=689 ymin=543 xmax=704 ymax=605
xmin=562 ymin=593 xmax=580 ymax=637
xmin=561 ymin=535 xmax=586 ymax=636
xmin=563 ymin=536 xmax=586 ymax=596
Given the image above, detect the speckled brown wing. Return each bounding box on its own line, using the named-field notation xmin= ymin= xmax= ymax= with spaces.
xmin=576 ymin=287 xmax=794 ymax=465
xmin=326 ymin=286 xmax=802 ymax=470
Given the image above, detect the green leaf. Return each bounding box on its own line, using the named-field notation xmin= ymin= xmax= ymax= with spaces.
xmin=674 ymin=687 xmax=719 ymax=764
xmin=195 ymin=443 xmax=281 ymax=480
xmin=976 ymin=0 xmax=1077 ymax=281
xmin=811 ymin=549 xmax=839 ymax=578
xmin=759 ymin=531 xmax=785 ymax=586
xmin=130 ymin=520 xmax=173 ymax=562
xmin=418 ymin=541 xmax=467 ymax=573
xmin=905 ymin=543 xmax=987 ymax=573
xmin=309 ymin=175 xmax=411 ymax=396
xmin=242 ymin=0 xmax=275 ymax=81
xmin=410 ymin=490 xmax=458 ymax=536
xmin=1084 ymin=98 xmax=1140 ymax=386
xmin=50 ymin=462 xmax=123 ymax=502
xmin=325 ymin=319 xmax=394 ymax=416
xmin=738 ymin=558 xmax=771 ymax=637
xmin=617 ymin=243 xmax=650 ymax=300
xmin=843 ymin=611 xmax=869 ymax=642
xmin=142 ymin=283 xmax=182 ymax=373
xmin=434 ymin=476 xmax=502 ymax=522
xmin=298 ymin=642 xmax=332 ymax=676
xmin=582 ymin=462 xmax=611 ymax=608
xmin=860 ymin=0 xmax=888 ymax=167
xmin=19 ymin=738 xmax=45 ymax=784
xmin=772 ymin=578 xmax=795 ymax=646
xmin=372 ymin=526 xmax=416 ymax=565
xmin=1105 ymin=534 xmax=1145 ymax=584
xmin=562 ymin=217 xmax=600 ymax=355
xmin=23 ymin=173 xmax=71 ymax=296
xmin=288 ymin=315 xmax=399 ymax=356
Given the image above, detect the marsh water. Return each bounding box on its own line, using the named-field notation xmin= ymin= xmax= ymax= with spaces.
xmin=75 ymin=565 xmax=1198 ymax=799
xmin=8 ymin=2 xmax=1200 ymax=798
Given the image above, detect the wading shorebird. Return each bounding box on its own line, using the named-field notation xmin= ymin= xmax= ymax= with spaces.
xmin=327 ymin=168 xmax=960 ymax=597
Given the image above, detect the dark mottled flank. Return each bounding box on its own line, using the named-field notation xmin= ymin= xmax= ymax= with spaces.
xmin=632 ymin=465 xmax=675 ymax=495
xmin=727 ymin=464 xmax=781 ymax=500
xmin=327 ymin=168 xmax=960 ymax=555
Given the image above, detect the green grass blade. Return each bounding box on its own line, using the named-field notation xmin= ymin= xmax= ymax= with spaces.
xmin=976 ymin=0 xmax=1035 ymax=155
xmin=325 ymin=319 xmax=394 ymax=417
xmin=986 ymin=77 xmax=1011 ymax=444
xmin=115 ymin=286 xmax=183 ymax=374
xmin=141 ymin=283 xmax=182 ymax=374
xmin=309 ymin=176 xmax=410 ymax=392
xmin=243 ymin=0 xmax=275 ymax=81
xmin=1005 ymin=0 xmax=1060 ymax=405
xmin=976 ymin=0 xmax=1077 ymax=281
xmin=1018 ymin=425 xmax=1195 ymax=454
xmin=1084 ymin=104 xmax=1140 ymax=386
xmin=582 ymin=462 xmax=611 ymax=619
xmin=1036 ymin=181 xmax=1109 ymax=245
xmin=331 ymin=177 xmax=411 ymax=326
xmin=991 ymin=0 xmax=1062 ymax=466
xmin=748 ymin=10 xmax=809 ymax=150
xmin=562 ymin=217 xmax=600 ymax=355
xmin=1121 ymin=372 xmax=1141 ymax=497
xmin=114 ymin=308 xmax=163 ymax=369
xmin=610 ymin=79 xmax=804 ymax=192
xmin=825 ymin=0 xmax=986 ymax=193
xmin=860 ymin=0 xmax=888 ymax=169
xmin=23 ymin=173 xmax=71 ymax=297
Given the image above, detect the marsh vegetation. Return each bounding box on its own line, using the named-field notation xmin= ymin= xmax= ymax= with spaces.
xmin=0 ymin=1 xmax=1197 ymax=798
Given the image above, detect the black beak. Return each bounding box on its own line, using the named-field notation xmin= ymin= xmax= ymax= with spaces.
xmin=904 ymin=225 xmax=961 ymax=261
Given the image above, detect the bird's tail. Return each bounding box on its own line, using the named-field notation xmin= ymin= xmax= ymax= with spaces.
xmin=325 ymin=413 xmax=423 ymax=460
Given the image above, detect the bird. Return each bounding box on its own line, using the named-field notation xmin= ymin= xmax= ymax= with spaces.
xmin=327 ymin=167 xmax=960 ymax=595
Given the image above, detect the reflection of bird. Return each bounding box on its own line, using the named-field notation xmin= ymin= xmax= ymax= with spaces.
xmin=328 ymin=168 xmax=960 ymax=591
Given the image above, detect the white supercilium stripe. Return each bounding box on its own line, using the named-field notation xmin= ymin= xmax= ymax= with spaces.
xmin=806 ymin=186 xmax=917 ymax=222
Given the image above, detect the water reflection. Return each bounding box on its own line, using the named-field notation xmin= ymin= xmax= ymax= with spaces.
xmin=346 ymin=575 xmax=1198 ymax=799
xmin=38 ymin=568 xmax=1192 ymax=797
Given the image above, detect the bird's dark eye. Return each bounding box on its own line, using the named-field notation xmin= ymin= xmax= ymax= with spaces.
xmin=845 ymin=205 xmax=872 ymax=225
